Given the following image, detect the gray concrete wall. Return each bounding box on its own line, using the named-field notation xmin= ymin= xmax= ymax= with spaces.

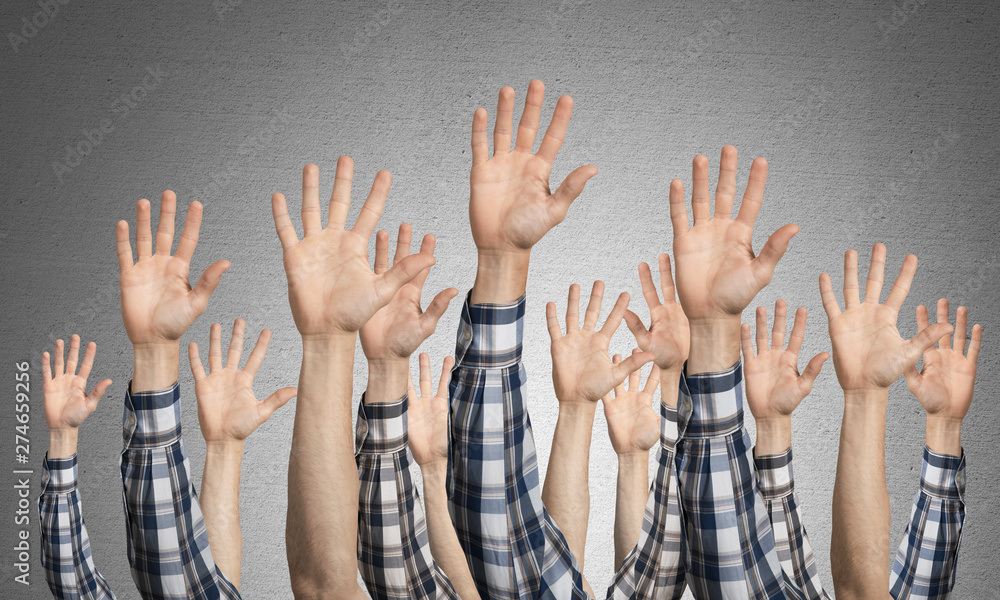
xmin=2 ymin=0 xmax=997 ymax=597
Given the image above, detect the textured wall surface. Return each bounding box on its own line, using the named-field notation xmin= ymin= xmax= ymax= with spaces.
xmin=2 ymin=0 xmax=998 ymax=597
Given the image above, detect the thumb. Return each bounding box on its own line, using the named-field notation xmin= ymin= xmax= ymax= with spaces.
xmin=751 ymin=224 xmax=798 ymax=287
xmin=623 ymin=309 xmax=651 ymax=349
xmin=798 ymin=352 xmax=829 ymax=393
xmin=611 ymin=351 xmax=655 ymax=387
xmin=420 ymin=287 xmax=460 ymax=334
xmin=375 ymin=252 xmax=436 ymax=306
xmin=259 ymin=387 xmax=297 ymax=422
xmin=904 ymin=323 xmax=953 ymax=366
xmin=192 ymin=259 xmax=231 ymax=308
xmin=550 ymin=164 xmax=598 ymax=220
xmin=87 ymin=379 xmax=113 ymax=409
xmin=903 ymin=363 xmax=922 ymax=393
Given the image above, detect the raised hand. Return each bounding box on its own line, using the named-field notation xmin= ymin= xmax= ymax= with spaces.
xmin=546 ymin=282 xmax=654 ymax=404
xmin=602 ymin=352 xmax=660 ymax=456
xmin=742 ymin=300 xmax=829 ymax=421
xmin=407 ymin=353 xmax=454 ymax=468
xmin=188 ymin=319 xmax=296 ymax=443
xmin=469 ymin=79 xmax=598 ymax=254
xmin=42 ymin=336 xmax=112 ymax=433
xmin=359 ymin=224 xmax=458 ymax=362
xmin=272 ymin=159 xmax=436 ymax=338
xmin=622 ymin=254 xmax=691 ymax=375
xmin=904 ymin=300 xmax=981 ymax=456
xmin=117 ymin=191 xmax=230 ymax=346
xmin=670 ymin=146 xmax=799 ymax=321
xmin=820 ymin=244 xmax=952 ymax=393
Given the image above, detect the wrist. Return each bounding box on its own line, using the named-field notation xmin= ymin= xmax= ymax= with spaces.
xmin=420 ymin=458 xmax=449 ymax=480
xmin=365 ymin=358 xmax=410 ymax=403
xmin=472 ymin=249 xmax=530 ymax=305
xmin=616 ymin=448 xmax=650 ymax=462
xmin=925 ymin=415 xmax=963 ymax=457
xmin=754 ymin=416 xmax=792 ymax=456
xmin=48 ymin=429 xmax=79 ymax=459
xmin=205 ymin=439 xmax=246 ymax=455
xmin=301 ymin=333 xmax=356 ymax=357
xmin=842 ymin=387 xmax=890 ymax=409
xmin=557 ymin=401 xmax=598 ymax=420
xmin=132 ymin=342 xmax=180 ymax=393
xmin=687 ymin=316 xmax=741 ymax=375
xmin=658 ymin=368 xmax=682 ymax=407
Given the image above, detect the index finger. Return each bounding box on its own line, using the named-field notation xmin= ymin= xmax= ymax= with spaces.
xmin=536 ymin=94 xmax=573 ymax=164
xmin=885 ymin=254 xmax=918 ymax=311
xmin=351 ymin=170 xmax=391 ymax=238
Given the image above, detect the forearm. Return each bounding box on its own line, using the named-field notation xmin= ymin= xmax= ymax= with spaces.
xmin=889 ymin=447 xmax=966 ymax=600
xmin=422 ymin=462 xmax=481 ymax=600
xmin=131 ymin=342 xmax=180 ymax=393
xmin=613 ymin=451 xmax=649 ymax=569
xmin=201 ymin=441 xmax=244 ymax=589
xmin=831 ymin=390 xmax=891 ymax=600
xmin=755 ymin=448 xmax=830 ymax=600
xmin=541 ymin=402 xmax=596 ymax=567
xmin=286 ymin=335 xmax=364 ymax=598
xmin=38 ymin=453 xmax=117 ymax=600
xmin=470 ymin=250 xmax=529 ymax=305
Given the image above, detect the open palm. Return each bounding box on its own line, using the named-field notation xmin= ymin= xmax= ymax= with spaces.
xmin=623 ymin=254 xmax=690 ymax=373
xmin=407 ymin=353 xmax=453 ymax=468
xmin=117 ymin=191 xmax=230 ymax=345
xmin=42 ymin=336 xmax=112 ymax=431
xmin=742 ymin=300 xmax=828 ymax=420
xmin=272 ymin=159 xmax=436 ymax=337
xmin=189 ymin=320 xmax=296 ymax=443
xmin=669 ymin=147 xmax=799 ymax=320
xmin=603 ymin=352 xmax=660 ymax=455
xmin=820 ymin=244 xmax=952 ymax=392
xmin=547 ymin=282 xmax=653 ymax=404
xmin=905 ymin=300 xmax=981 ymax=420
xmin=359 ymin=224 xmax=458 ymax=361
xmin=469 ymin=80 xmax=598 ymax=253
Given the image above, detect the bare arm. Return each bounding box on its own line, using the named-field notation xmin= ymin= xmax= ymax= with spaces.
xmin=541 ymin=281 xmax=652 ymax=573
xmin=190 ymin=320 xmax=296 ymax=589
xmin=274 ymin=159 xmax=434 ymax=598
xmin=822 ymin=245 xmax=951 ymax=600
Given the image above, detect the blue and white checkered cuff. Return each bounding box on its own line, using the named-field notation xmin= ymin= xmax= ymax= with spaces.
xmin=920 ymin=446 xmax=965 ymax=501
xmin=455 ymin=291 xmax=525 ymax=369
xmin=356 ymin=394 xmax=408 ymax=455
xmin=676 ymin=360 xmax=743 ymax=439
xmin=122 ymin=380 xmax=182 ymax=449
xmin=41 ymin=453 xmax=78 ymax=493
xmin=755 ymin=448 xmax=794 ymax=499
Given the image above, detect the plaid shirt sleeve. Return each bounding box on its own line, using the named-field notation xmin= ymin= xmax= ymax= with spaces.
xmin=889 ymin=447 xmax=966 ymax=600
xmin=120 ymin=381 xmax=241 ymax=600
xmin=755 ymin=449 xmax=830 ymax=599
xmin=447 ymin=293 xmax=590 ymax=600
xmin=606 ymin=400 xmax=687 ymax=600
xmin=355 ymin=394 xmax=462 ymax=600
xmin=673 ymin=361 xmax=787 ymax=600
xmin=37 ymin=453 xmax=118 ymax=599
